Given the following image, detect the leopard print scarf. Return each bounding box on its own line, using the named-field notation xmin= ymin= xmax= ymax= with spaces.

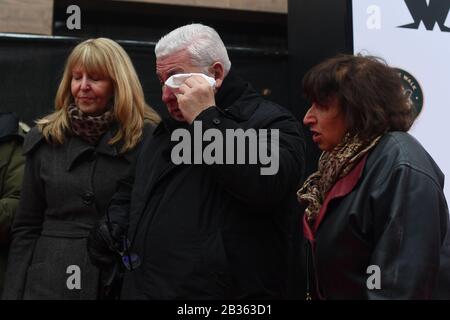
xmin=297 ymin=133 xmax=382 ymax=225
xmin=67 ymin=104 xmax=114 ymax=145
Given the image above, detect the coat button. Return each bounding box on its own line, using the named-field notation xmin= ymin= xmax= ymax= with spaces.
xmin=82 ymin=191 xmax=95 ymax=205
xmin=212 ymin=118 xmax=221 ymax=125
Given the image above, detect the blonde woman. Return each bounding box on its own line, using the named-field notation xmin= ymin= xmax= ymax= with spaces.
xmin=2 ymin=38 xmax=159 ymax=300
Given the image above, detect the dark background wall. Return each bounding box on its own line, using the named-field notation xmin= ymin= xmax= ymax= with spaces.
xmin=1 ymin=0 xmax=353 ymax=144
xmin=1 ymin=0 xmax=289 ymax=125
xmin=0 ymin=36 xmax=289 ymax=126
xmin=288 ymin=0 xmax=354 ymax=177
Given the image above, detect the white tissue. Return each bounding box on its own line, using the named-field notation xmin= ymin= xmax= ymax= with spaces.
xmin=165 ymin=73 xmax=216 ymax=89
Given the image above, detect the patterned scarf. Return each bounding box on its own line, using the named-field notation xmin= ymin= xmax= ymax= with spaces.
xmin=297 ymin=133 xmax=382 ymax=225
xmin=67 ymin=104 xmax=114 ymax=145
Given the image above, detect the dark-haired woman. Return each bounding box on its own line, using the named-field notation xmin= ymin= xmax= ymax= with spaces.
xmin=297 ymin=54 xmax=449 ymax=299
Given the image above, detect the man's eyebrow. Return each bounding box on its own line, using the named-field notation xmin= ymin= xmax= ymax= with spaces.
xmin=157 ymin=68 xmax=183 ymax=82
xmin=167 ymin=68 xmax=183 ymax=76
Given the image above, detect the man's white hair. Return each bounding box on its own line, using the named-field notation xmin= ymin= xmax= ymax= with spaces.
xmin=155 ymin=23 xmax=231 ymax=75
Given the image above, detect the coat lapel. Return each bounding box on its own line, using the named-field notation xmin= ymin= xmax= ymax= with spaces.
xmin=65 ymin=136 xmax=94 ymax=171
xmin=66 ymin=126 xmax=130 ymax=171
xmin=303 ymin=154 xmax=369 ymax=241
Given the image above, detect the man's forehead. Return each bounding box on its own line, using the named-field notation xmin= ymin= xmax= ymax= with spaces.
xmin=156 ymin=50 xmax=191 ymax=70
xmin=156 ymin=64 xmax=183 ymax=74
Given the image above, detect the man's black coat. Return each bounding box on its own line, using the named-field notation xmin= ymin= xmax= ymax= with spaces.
xmin=107 ymin=71 xmax=305 ymax=299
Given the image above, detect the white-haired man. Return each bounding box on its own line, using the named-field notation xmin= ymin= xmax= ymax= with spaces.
xmin=88 ymin=23 xmax=305 ymax=299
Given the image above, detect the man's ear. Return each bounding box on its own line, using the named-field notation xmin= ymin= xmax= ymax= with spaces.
xmin=210 ymin=62 xmax=225 ymax=89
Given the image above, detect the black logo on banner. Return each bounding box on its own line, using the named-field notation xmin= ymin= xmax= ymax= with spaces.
xmin=399 ymin=0 xmax=450 ymax=32
xmin=396 ymin=68 xmax=423 ymax=119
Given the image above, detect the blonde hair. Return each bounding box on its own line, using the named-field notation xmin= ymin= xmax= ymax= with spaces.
xmin=37 ymin=37 xmax=160 ymax=153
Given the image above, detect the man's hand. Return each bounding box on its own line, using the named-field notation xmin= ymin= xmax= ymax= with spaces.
xmin=176 ymin=75 xmax=216 ymax=124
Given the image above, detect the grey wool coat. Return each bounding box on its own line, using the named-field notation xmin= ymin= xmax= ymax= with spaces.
xmin=2 ymin=124 xmax=148 ymax=299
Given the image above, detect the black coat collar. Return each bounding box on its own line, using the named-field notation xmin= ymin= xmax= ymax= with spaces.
xmin=214 ymin=68 xmax=261 ymax=122
xmin=65 ymin=123 xmax=135 ymax=171
xmin=23 ymin=123 xmax=132 ymax=171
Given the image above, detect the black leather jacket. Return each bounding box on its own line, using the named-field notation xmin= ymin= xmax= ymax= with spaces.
xmin=303 ymin=132 xmax=450 ymax=299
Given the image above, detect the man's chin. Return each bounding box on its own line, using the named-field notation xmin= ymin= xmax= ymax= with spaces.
xmin=173 ymin=116 xmax=186 ymax=122
xmin=170 ymin=111 xmax=186 ymax=122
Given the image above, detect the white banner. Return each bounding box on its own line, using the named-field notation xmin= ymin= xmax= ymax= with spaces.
xmin=353 ymin=0 xmax=450 ymax=202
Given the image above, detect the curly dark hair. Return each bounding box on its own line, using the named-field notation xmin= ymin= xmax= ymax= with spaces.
xmin=302 ymin=54 xmax=415 ymax=140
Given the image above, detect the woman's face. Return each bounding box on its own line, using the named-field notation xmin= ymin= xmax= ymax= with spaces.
xmin=71 ymin=66 xmax=114 ymax=116
xmin=303 ymin=96 xmax=348 ymax=152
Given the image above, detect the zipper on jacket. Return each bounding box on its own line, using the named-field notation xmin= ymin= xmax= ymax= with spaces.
xmin=305 ymin=240 xmax=311 ymax=300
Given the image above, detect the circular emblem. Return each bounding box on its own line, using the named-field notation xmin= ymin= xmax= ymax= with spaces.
xmin=395 ymin=68 xmax=423 ymax=119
